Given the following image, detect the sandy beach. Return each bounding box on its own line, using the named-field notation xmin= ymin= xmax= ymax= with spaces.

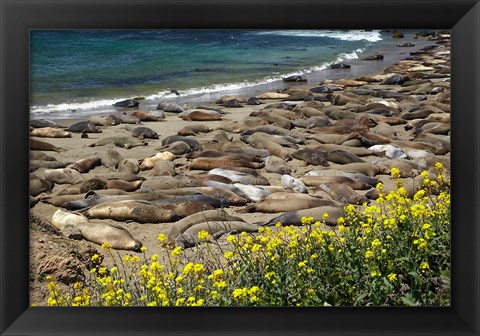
xmin=29 ymin=31 xmax=451 ymax=305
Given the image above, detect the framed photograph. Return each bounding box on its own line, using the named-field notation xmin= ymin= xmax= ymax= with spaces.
xmin=1 ymin=0 xmax=479 ymax=335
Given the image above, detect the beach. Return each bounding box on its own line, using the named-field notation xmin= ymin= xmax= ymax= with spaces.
xmin=29 ymin=30 xmax=451 ymax=306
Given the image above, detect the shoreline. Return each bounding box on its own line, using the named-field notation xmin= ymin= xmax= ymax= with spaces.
xmin=31 ymin=31 xmax=434 ymax=120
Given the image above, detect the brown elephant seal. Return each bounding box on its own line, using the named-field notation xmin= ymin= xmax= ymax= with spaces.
xmin=265 ymin=156 xmax=292 ymax=174
xmin=57 ymin=178 xmax=108 ymax=196
xmin=293 ymin=148 xmax=329 ymax=166
xmin=67 ymin=121 xmax=102 ymax=133
xmin=189 ymin=157 xmax=264 ymax=170
xmin=325 ymin=150 xmax=366 ymax=164
xmin=90 ymin=172 xmax=145 ymax=182
xmin=30 ymin=151 xmax=57 ymax=161
xmin=280 ymin=174 xmax=308 ymax=193
xmin=187 ymin=151 xmax=264 ymax=163
xmin=215 ymin=95 xmax=247 ymax=104
xmin=313 ymin=144 xmax=374 ymax=157
xmin=116 ymin=158 xmax=140 ymax=174
xmin=30 ymin=138 xmax=66 ymax=152
xmin=181 ymin=110 xmax=223 ymax=121
xmin=157 ymin=141 xmax=192 ymax=155
xmin=67 ymin=221 xmax=142 ymax=252
xmin=51 ymin=209 xmax=88 ymax=230
xmin=69 ymin=156 xmax=102 ymax=173
xmin=140 ymin=152 xmax=176 ymax=170
xmin=175 ymin=221 xmax=259 ymax=248
xmin=30 ymin=127 xmax=72 ymax=138
xmin=88 ymin=136 xmax=147 ymax=149
xmin=151 ymin=187 xmax=247 ymax=207
xmin=82 ymin=200 xmax=180 ymax=223
xmin=207 ymin=168 xmax=268 ymax=185
xmin=131 ymin=110 xmax=165 ymax=121
xmin=240 ymin=196 xmax=339 ymax=213
xmin=106 ymin=179 xmax=143 ymax=192
xmin=190 ymin=174 xmax=233 ymax=185
xmin=178 ymin=124 xmax=210 ymax=136
xmin=263 ymin=205 xmax=345 ymax=227
xmin=40 ymin=189 xmax=129 ymax=207
xmin=300 ymin=176 xmax=371 ymax=190
xmin=30 ymin=176 xmax=54 ymax=196
xmin=214 ymin=121 xmax=249 ymax=133
xmin=245 ymin=133 xmax=293 ymax=161
xmin=44 ymin=168 xmax=85 ymax=185
xmin=113 ymin=98 xmax=140 ymax=108
xmin=256 ymin=92 xmax=290 ymax=99
xmin=140 ymin=176 xmax=195 ymax=191
xmin=316 ymin=183 xmax=369 ymax=205
xmin=152 ymin=160 xmax=176 ymax=176
xmin=89 ymin=115 xmax=120 ymax=126
xmin=30 ymin=160 xmax=69 ymax=170
xmin=132 ymin=126 xmax=159 ymax=139
xmin=329 ymin=163 xmax=383 ymax=177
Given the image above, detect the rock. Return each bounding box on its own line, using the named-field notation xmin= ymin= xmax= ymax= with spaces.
xmin=392 ymin=30 xmax=404 ymax=38
xmin=36 ymin=255 xmax=85 ymax=285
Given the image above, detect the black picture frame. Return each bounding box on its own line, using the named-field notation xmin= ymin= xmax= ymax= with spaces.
xmin=1 ymin=0 xmax=479 ymax=335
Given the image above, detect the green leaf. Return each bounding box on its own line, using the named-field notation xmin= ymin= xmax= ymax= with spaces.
xmin=401 ymin=295 xmax=419 ymax=306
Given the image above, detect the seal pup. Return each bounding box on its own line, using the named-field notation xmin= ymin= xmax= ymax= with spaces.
xmin=67 ymin=221 xmax=142 ymax=252
xmin=44 ymin=168 xmax=85 ymax=185
xmin=178 ymin=124 xmax=210 ymax=136
xmin=368 ymin=145 xmax=407 ymax=159
xmin=233 ymin=183 xmax=271 ymax=202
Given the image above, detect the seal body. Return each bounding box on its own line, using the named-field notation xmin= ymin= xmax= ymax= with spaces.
xmin=70 ymin=222 xmax=142 ymax=251
xmin=67 ymin=121 xmax=102 ymax=133
xmin=31 ymin=127 xmax=71 ymax=138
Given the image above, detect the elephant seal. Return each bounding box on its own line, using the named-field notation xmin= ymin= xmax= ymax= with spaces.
xmin=51 ymin=209 xmax=88 ymax=230
xmin=30 ymin=151 xmax=57 ymax=161
xmin=117 ymin=158 xmax=140 ymax=174
xmin=369 ymin=145 xmax=407 ymax=159
xmin=67 ymin=121 xmax=102 ymax=133
xmin=220 ymin=99 xmax=244 ymax=108
xmin=256 ymin=92 xmax=290 ymax=99
xmin=293 ymin=148 xmax=329 ymax=166
xmin=40 ymin=189 xmax=129 ymax=207
xmin=161 ymin=135 xmax=202 ymax=151
xmin=119 ymin=112 xmax=142 ymax=124
xmin=325 ymin=150 xmax=366 ymax=164
xmin=131 ymin=110 xmax=165 ymax=121
xmin=245 ymin=133 xmax=293 ymax=161
xmin=283 ymin=75 xmax=307 ymax=82
xmin=362 ymin=55 xmax=384 ymax=60
xmin=328 ymin=163 xmax=383 ymax=177
xmin=233 ymin=183 xmax=271 ymax=202
xmin=300 ymin=176 xmax=371 ymax=190
xmin=57 ymin=178 xmax=108 ymax=196
xmin=152 ymin=160 xmax=176 ymax=177
xmin=181 ymin=110 xmax=223 ymax=121
xmin=140 ymin=176 xmax=195 ymax=191
xmin=30 ymin=138 xmax=66 ymax=152
xmin=158 ymin=141 xmax=192 ymax=155
xmin=175 ymin=221 xmax=259 ymax=248
xmin=106 ymin=179 xmax=143 ymax=192
xmin=265 ymin=156 xmax=293 ymax=175
xmin=281 ymin=174 xmax=308 ymax=193
xmin=44 ymin=168 xmax=85 ymax=184
xmin=132 ymin=127 xmax=159 ymax=139
xmin=30 ymin=119 xmax=66 ymax=129
xmin=162 ymin=103 xmax=184 ymax=113
xmin=30 ymin=176 xmax=53 ymax=196
xmin=88 ymin=136 xmax=147 ymax=149
xmin=166 ymin=209 xmax=244 ymax=244
xmin=67 ymin=221 xmax=142 ymax=252
xmin=187 ymin=151 xmax=263 ymax=163
xmin=331 ymin=63 xmax=351 ymax=69
xmin=240 ymin=196 xmax=339 ymax=213
xmin=140 ymin=152 xmax=176 ymax=170
xmin=314 ymin=144 xmax=374 ymax=157
xmin=178 ymin=124 xmax=210 ymax=136
xmin=30 ymin=160 xmax=69 ymax=170
xmin=83 ymin=200 xmax=180 ymax=223
xmin=315 ymin=184 xmax=369 ymax=205
xmin=190 ymin=174 xmax=232 ymax=185
xmin=247 ymin=97 xmax=262 ymax=105
xmin=208 ymin=168 xmax=268 ymax=185
xmin=89 ymin=115 xmax=120 ymax=126
xmin=100 ymin=150 xmax=123 ymax=170
xmin=151 ymin=187 xmax=247 ymax=207
xmin=263 ymin=205 xmax=345 ymax=226
xmin=113 ymin=98 xmax=140 ymax=108
xmin=215 ymin=95 xmax=247 ymax=104
xmin=70 ymin=156 xmax=102 ymax=173
xmin=189 ymin=157 xmax=264 ymax=170
xmin=30 ymin=127 xmax=72 ymax=138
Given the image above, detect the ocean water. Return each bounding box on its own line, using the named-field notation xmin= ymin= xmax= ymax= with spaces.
xmin=30 ymin=29 xmax=405 ymax=118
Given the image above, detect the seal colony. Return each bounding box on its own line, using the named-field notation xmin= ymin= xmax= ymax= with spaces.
xmin=30 ymin=32 xmax=450 ymax=266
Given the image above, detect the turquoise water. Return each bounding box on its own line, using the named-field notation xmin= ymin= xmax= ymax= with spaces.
xmin=30 ymin=30 xmax=385 ymax=116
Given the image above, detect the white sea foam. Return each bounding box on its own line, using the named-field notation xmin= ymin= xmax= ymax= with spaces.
xmin=252 ymin=30 xmax=383 ymax=42
xmin=30 ymin=45 xmax=367 ymax=116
